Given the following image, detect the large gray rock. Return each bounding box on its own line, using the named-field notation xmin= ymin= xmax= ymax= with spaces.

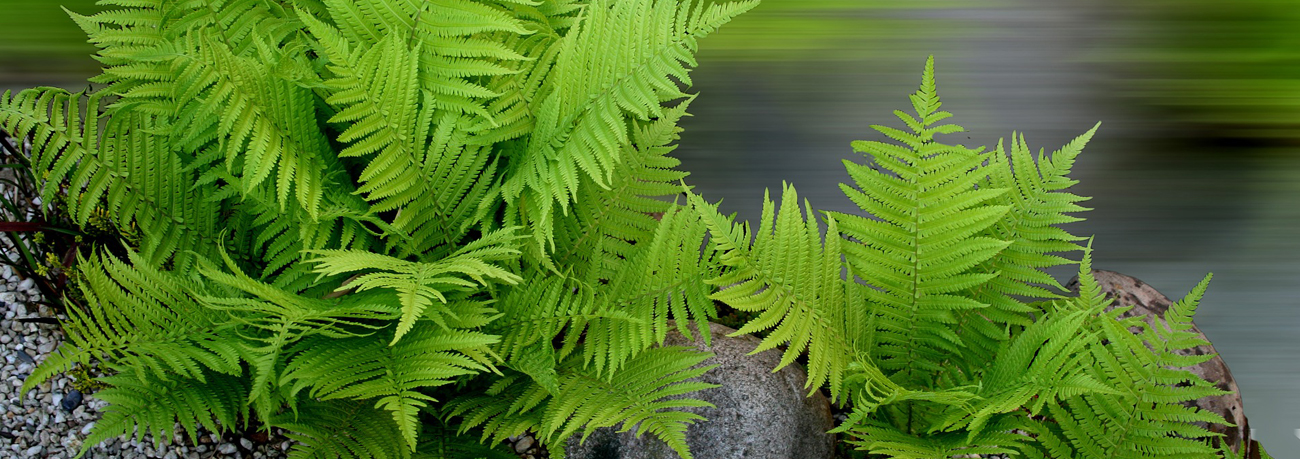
xmin=565 ymin=322 xmax=835 ymax=459
xmin=1067 ymin=269 xmax=1264 ymax=458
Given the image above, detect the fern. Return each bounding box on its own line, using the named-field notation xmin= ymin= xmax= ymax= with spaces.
xmin=304 ymin=227 xmax=523 ymax=343
xmin=6 ymin=0 xmax=1256 ymax=456
xmin=500 ymin=0 xmax=758 ymax=251
xmin=85 ymin=369 xmax=251 ymax=451
xmin=277 ymin=398 xmax=413 ymax=459
xmin=282 ymin=325 xmax=501 ymax=450
xmin=687 ymin=184 xmax=853 ymax=397
xmin=688 ymin=56 xmax=1254 ymax=458
xmin=1017 ymin=260 xmax=1232 ymax=459
xmin=446 ymin=346 xmax=718 ymax=459
xmin=7 ymin=1 xmax=753 ymax=458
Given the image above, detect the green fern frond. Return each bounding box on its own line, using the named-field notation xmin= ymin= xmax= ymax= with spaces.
xmin=185 ymin=35 xmax=331 ymax=217
xmin=193 ymin=248 xmax=401 ymax=414
xmin=299 ymin=15 xmax=425 ymax=205
xmin=502 ymin=0 xmax=757 ymax=251
xmin=551 ymin=100 xmax=695 ymax=281
xmin=489 ymin=269 xmax=653 ymax=379
xmin=277 ymin=398 xmax=412 ymax=459
xmin=688 ymin=183 xmax=851 ymax=397
xmin=952 ymin=125 xmax=1098 ymax=369
xmin=449 ymin=346 xmax=718 ymax=459
xmin=831 ymin=56 xmax=1011 ymax=387
xmin=306 ymin=227 xmax=523 ymax=344
xmin=935 ymin=306 xmax=1117 ymax=441
xmin=300 ymin=8 xmax=502 ymax=251
xmin=0 ymin=89 xmax=225 ymax=269
xmin=82 ymin=369 xmax=250 ymax=458
xmin=283 ymin=324 xmax=501 ymax=451
xmin=312 ymin=0 xmax=530 ymax=133
xmin=1020 ymin=256 xmax=1231 ymax=458
xmin=844 ymin=416 xmax=1027 ymax=459
xmin=576 ymin=205 xmax=719 ymax=376
xmin=413 ymin=420 xmax=520 ymax=459
xmin=22 ymin=249 xmax=241 ymax=397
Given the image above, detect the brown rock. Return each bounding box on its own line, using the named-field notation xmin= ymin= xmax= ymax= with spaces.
xmin=1066 ymin=269 xmax=1263 ymax=458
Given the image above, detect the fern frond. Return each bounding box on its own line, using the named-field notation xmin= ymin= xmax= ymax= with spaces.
xmin=193 ymin=248 xmax=400 ymax=415
xmin=688 ymin=184 xmax=852 ymax=397
xmin=22 ymin=249 xmax=241 ymax=396
xmin=199 ymin=36 xmax=331 ymax=216
xmin=1019 ymin=255 xmax=1231 ymax=458
xmin=449 ymin=346 xmax=718 ymax=459
xmin=843 ymin=416 xmax=1026 ymax=459
xmin=831 ymin=56 xmax=1011 ymax=387
xmin=0 ymin=89 xmax=225 ymax=269
xmin=283 ymin=324 xmax=500 ymax=451
xmin=935 ymin=307 xmax=1117 ymax=441
xmin=413 ymin=420 xmax=519 ymax=459
xmin=579 ymin=206 xmax=719 ymax=376
xmin=82 ymin=369 xmax=249 ymax=458
xmin=488 ymin=270 xmax=648 ymax=381
xmin=277 ymin=398 xmax=412 ymax=459
xmin=502 ymin=0 xmax=757 ymax=250
xmin=952 ymin=125 xmax=1098 ymax=369
xmin=551 ymin=100 xmax=695 ymax=281
xmin=299 ymin=15 xmax=424 ymax=204
xmin=300 ymin=10 xmax=502 ymax=252
xmin=305 ymin=227 xmax=523 ymax=344
xmin=317 ymin=0 xmax=528 ymax=122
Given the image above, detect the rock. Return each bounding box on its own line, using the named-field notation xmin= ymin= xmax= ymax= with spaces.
xmin=565 ymin=322 xmax=834 ymax=459
xmin=61 ymin=389 xmax=82 ymax=412
xmin=217 ymin=443 xmax=237 ymax=454
xmin=1066 ymin=269 xmax=1263 ymax=458
xmin=15 ymin=349 xmax=34 ymax=366
xmin=514 ymin=436 xmax=534 ymax=454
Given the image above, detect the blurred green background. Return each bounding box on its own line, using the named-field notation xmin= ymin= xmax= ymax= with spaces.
xmin=2 ymin=0 xmax=1298 ymax=453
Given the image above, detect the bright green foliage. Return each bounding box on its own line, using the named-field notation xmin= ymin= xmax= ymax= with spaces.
xmin=447 ymin=346 xmax=717 ymax=458
xmin=1 ymin=1 xmax=753 ymax=458
xmin=687 ymin=56 xmax=1258 ymax=458
xmin=688 ymin=185 xmax=852 ymax=397
xmin=1 ymin=0 xmax=1260 ymax=456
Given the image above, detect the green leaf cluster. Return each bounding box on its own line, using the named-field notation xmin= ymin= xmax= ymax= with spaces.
xmin=1 ymin=1 xmax=756 ymax=458
xmin=685 ymin=56 xmax=1270 ymax=458
xmin=0 ymin=0 xmax=1267 ymax=457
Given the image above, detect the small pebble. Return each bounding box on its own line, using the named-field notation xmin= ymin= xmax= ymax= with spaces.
xmin=240 ymin=438 xmax=253 ymax=450
xmin=217 ymin=442 xmax=237 ymax=454
xmin=15 ymin=349 xmax=34 ymax=365
xmin=61 ymin=389 xmax=82 ymax=412
xmin=514 ymin=436 xmax=534 ymax=454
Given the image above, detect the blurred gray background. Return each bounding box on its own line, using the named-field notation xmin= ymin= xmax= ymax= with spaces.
xmin=2 ymin=0 xmax=1297 ymax=453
